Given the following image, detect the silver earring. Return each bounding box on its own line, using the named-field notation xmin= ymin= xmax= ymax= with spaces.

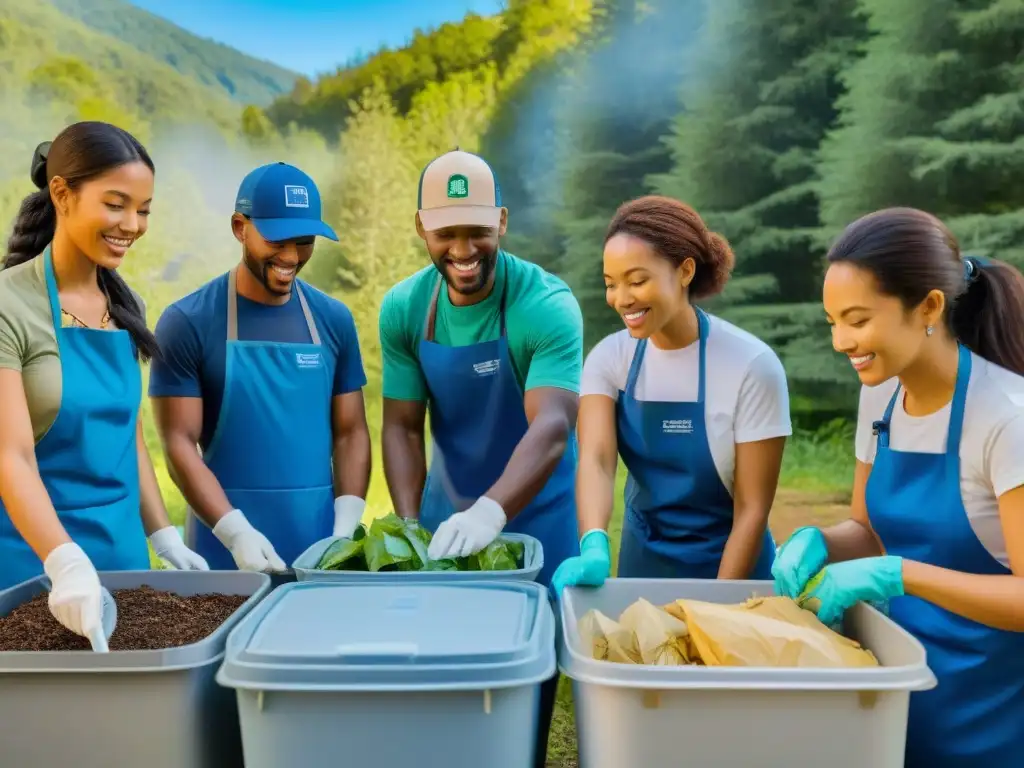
xmin=926 ymin=325 xmax=934 ymax=336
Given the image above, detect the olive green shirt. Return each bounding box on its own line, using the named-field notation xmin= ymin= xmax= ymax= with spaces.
xmin=0 ymin=256 xmax=144 ymax=442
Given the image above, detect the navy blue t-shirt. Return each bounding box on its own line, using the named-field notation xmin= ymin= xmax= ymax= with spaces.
xmin=149 ymin=272 xmax=367 ymax=452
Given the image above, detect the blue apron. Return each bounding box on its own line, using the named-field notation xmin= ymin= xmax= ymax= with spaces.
xmin=0 ymin=248 xmax=149 ymax=590
xmin=186 ymin=268 xmax=334 ymax=570
xmin=616 ymin=308 xmax=775 ymax=579
xmin=416 ymin=275 xmax=580 ymax=588
xmin=867 ymin=345 xmax=1024 ymax=767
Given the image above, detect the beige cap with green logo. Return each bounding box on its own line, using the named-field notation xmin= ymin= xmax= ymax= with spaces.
xmin=417 ymin=149 xmax=503 ymax=231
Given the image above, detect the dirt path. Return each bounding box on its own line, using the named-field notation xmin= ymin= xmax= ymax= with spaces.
xmin=768 ymin=488 xmax=850 ymax=543
xmin=546 ymin=488 xmax=851 ymax=768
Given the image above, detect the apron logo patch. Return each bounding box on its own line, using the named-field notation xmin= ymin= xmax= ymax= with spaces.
xmin=284 ymin=185 xmax=310 ymax=208
xmin=662 ymin=419 xmax=693 ymax=434
xmin=447 ymin=174 xmax=469 ymax=199
xmin=295 ymin=352 xmax=321 ymax=369
xmin=473 ymin=359 xmax=499 ymax=376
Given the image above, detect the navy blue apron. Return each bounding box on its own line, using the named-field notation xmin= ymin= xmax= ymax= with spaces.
xmin=186 ymin=268 xmax=334 ymax=570
xmin=867 ymin=345 xmax=1024 ymax=767
xmin=416 ymin=273 xmax=576 ymax=768
xmin=416 ymin=274 xmax=580 ymax=587
xmin=616 ymin=308 xmax=775 ymax=579
xmin=0 ymin=248 xmax=149 ymax=589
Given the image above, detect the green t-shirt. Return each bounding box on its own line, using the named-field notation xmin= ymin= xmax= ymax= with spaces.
xmin=380 ymin=250 xmax=584 ymax=401
xmin=0 ymin=255 xmax=144 ymax=442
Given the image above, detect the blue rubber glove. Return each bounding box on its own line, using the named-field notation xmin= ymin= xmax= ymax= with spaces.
xmin=800 ymin=556 xmax=904 ymax=626
xmin=772 ymin=526 xmax=828 ymax=599
xmin=550 ymin=530 xmax=611 ymax=597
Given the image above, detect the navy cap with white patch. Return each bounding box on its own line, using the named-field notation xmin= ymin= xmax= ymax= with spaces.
xmin=234 ymin=162 xmax=338 ymax=242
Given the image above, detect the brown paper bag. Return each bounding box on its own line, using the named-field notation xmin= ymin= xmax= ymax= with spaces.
xmin=618 ymin=598 xmax=696 ymax=665
xmin=662 ymin=596 xmax=879 ymax=668
xmin=578 ymin=608 xmax=642 ymax=663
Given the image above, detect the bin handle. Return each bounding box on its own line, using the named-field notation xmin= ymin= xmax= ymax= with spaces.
xmin=334 ymin=642 xmax=420 ymax=659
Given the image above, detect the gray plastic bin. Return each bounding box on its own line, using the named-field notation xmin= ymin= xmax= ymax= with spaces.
xmin=559 ymin=578 xmax=937 ymax=768
xmin=0 ymin=569 xmax=271 ymax=768
xmin=291 ymin=531 xmax=543 ymax=583
xmin=217 ymin=580 xmax=556 ymax=768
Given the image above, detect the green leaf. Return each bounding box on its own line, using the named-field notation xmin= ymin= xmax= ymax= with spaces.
xmin=401 ymin=520 xmax=432 ymax=569
xmin=316 ymin=536 xmax=366 ymax=571
xmin=423 ymin=558 xmax=460 ymax=571
xmin=475 ymin=540 xmax=519 ymax=572
xmin=366 ymin=531 xmax=416 ymax=572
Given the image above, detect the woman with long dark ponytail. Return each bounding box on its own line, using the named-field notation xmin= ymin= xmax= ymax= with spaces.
xmin=0 ymin=121 xmax=207 ymax=647
xmin=773 ymin=207 xmax=1024 ymax=767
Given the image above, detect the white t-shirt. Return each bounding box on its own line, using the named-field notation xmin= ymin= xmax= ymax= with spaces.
xmin=855 ymin=352 xmax=1024 ymax=568
xmin=581 ymin=314 xmax=792 ymax=492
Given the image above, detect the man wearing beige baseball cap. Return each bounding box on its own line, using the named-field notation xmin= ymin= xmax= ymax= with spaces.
xmin=379 ymin=148 xmax=583 ymax=767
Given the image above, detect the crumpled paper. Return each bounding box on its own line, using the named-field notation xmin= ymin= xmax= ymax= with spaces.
xmin=579 ymin=595 xmax=878 ymax=669
xmin=619 ymin=598 xmax=696 ymax=665
xmin=578 ymin=606 xmax=642 ymax=663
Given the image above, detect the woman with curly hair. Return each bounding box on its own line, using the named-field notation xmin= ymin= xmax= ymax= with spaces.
xmin=552 ymin=195 xmax=792 ymax=591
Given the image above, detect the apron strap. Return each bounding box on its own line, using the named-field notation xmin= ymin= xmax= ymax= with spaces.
xmin=625 ymin=338 xmax=647 ymax=396
xmin=422 ymin=277 xmax=443 ymax=342
xmin=421 ymin=270 xmax=509 ymax=343
xmin=624 ymin=307 xmax=709 ymax=401
xmin=946 ymin=344 xmax=971 ymax=451
xmin=227 ymin=268 xmax=240 ymax=342
xmin=227 ymin=267 xmax=321 ymax=345
xmin=874 ymin=344 xmax=972 ymax=452
xmin=42 ymin=247 xmax=62 ymax=326
xmin=294 ymin=283 xmax=321 ymax=346
xmin=876 ymin=386 xmax=900 ymax=449
xmin=695 ymin=307 xmax=709 ymax=405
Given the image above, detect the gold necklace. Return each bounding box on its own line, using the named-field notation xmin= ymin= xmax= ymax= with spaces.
xmin=61 ymin=307 xmax=111 ymax=329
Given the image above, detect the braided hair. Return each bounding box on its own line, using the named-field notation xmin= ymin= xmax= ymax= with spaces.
xmin=4 ymin=122 xmax=160 ymax=362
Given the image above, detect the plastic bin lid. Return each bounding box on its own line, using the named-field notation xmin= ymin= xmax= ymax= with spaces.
xmin=217 ymin=581 xmax=556 ymax=692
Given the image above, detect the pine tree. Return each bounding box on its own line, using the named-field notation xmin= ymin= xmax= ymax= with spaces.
xmin=819 ymin=0 xmax=1024 ymax=265
xmin=651 ymin=0 xmax=869 ymax=417
xmin=480 ymin=0 xmax=599 ymax=274
xmin=551 ymin=0 xmax=703 ymax=350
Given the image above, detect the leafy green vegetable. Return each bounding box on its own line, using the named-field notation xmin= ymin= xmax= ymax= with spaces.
xmin=313 ymin=513 xmax=527 ymax=574
xmin=474 ymin=541 xmax=520 ymax=571
xmin=318 ymin=536 xmax=366 ymax=571
xmin=365 ymin=531 xmax=417 ymax=572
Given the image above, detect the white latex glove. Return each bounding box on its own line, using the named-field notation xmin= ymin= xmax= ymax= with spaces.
xmin=148 ymin=526 xmax=210 ymax=571
xmin=427 ymin=496 xmax=506 ymax=560
xmin=43 ymin=542 xmax=104 ymax=641
xmin=212 ymin=509 xmax=287 ymax=573
xmin=333 ymin=495 xmax=366 ymax=538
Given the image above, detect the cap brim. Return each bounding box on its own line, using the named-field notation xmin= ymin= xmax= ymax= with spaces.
xmin=418 ymin=206 xmax=501 ymax=232
xmin=251 ymin=217 xmax=339 ymax=243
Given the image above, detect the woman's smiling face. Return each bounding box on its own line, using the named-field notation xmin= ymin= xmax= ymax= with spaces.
xmin=823 ymin=260 xmax=935 ymax=386
xmin=603 ymin=232 xmax=690 ymax=339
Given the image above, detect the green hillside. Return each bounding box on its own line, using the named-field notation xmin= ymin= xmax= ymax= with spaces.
xmin=0 ymin=0 xmax=244 ymax=140
xmin=45 ymin=0 xmax=299 ymax=106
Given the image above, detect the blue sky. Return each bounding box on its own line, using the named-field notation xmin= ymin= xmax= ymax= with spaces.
xmin=128 ymin=0 xmax=505 ymax=77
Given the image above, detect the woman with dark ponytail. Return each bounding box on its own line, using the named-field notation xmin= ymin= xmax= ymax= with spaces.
xmin=773 ymin=207 xmax=1024 ymax=767
xmin=0 ymin=121 xmax=207 ymax=647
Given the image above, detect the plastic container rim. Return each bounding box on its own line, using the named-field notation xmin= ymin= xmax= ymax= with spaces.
xmin=557 ymin=578 xmax=938 ymax=692
xmin=216 ymin=580 xmax=557 ymax=693
xmin=0 ymin=569 xmax=273 ymax=674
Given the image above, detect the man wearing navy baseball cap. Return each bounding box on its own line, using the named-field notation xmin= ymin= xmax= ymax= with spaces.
xmin=149 ymin=162 xmax=371 ymax=574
